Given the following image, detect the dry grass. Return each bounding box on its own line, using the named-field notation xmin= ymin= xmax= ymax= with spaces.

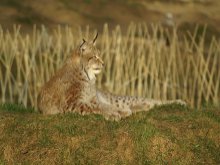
xmin=0 ymin=23 xmax=219 ymax=108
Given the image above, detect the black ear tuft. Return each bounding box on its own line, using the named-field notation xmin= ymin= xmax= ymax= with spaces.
xmin=80 ymin=39 xmax=86 ymax=48
xmin=93 ymin=32 xmax=98 ymax=44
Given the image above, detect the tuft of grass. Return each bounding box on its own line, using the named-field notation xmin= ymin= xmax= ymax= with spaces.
xmin=0 ymin=103 xmax=35 ymax=113
xmin=192 ymin=137 xmax=220 ymax=164
xmin=39 ymin=129 xmax=54 ymax=147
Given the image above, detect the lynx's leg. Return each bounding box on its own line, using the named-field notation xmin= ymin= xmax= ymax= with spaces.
xmin=97 ymin=103 xmax=133 ymax=121
xmin=74 ymin=101 xmax=126 ymax=121
xmin=131 ymin=99 xmax=187 ymax=113
xmin=96 ymin=91 xmax=133 ymax=120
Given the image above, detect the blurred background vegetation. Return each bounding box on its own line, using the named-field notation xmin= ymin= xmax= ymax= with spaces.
xmin=0 ymin=0 xmax=220 ymax=36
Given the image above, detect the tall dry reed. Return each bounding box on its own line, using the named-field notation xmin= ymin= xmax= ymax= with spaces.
xmin=0 ymin=23 xmax=219 ymax=108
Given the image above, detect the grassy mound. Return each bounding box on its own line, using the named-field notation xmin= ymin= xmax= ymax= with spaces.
xmin=0 ymin=103 xmax=219 ymax=164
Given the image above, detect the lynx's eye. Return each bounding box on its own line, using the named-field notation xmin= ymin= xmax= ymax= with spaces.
xmin=88 ymin=56 xmax=94 ymax=61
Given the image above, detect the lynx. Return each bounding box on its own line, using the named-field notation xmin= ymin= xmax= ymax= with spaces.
xmin=37 ymin=33 xmax=186 ymax=121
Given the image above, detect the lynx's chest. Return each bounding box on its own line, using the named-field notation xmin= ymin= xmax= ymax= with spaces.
xmin=80 ymin=79 xmax=97 ymax=102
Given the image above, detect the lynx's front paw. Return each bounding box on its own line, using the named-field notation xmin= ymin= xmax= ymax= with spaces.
xmin=103 ymin=111 xmax=122 ymax=121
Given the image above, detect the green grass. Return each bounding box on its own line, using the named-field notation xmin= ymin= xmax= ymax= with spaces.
xmin=0 ymin=103 xmax=219 ymax=164
xmin=0 ymin=103 xmax=35 ymax=113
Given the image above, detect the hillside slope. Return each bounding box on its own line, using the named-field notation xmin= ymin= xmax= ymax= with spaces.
xmin=0 ymin=103 xmax=219 ymax=164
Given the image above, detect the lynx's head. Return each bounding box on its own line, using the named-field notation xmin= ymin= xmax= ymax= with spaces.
xmin=71 ymin=33 xmax=104 ymax=80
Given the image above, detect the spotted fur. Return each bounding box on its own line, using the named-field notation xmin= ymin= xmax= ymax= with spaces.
xmin=37 ymin=34 xmax=186 ymax=121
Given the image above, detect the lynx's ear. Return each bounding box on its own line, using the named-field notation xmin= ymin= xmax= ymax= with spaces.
xmin=79 ymin=39 xmax=87 ymax=54
xmin=92 ymin=32 xmax=98 ymax=45
xmin=80 ymin=39 xmax=86 ymax=48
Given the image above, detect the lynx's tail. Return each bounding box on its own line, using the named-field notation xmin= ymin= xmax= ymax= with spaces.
xmin=97 ymin=90 xmax=186 ymax=115
xmin=128 ymin=97 xmax=186 ymax=112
